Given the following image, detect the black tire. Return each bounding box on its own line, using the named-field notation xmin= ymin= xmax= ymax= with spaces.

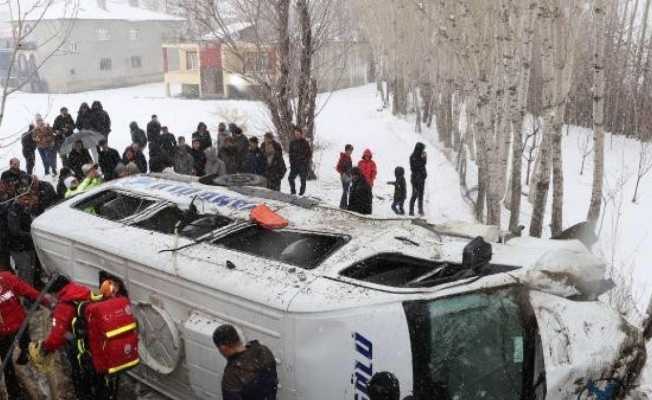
xmin=205 ymin=173 xmax=268 ymax=188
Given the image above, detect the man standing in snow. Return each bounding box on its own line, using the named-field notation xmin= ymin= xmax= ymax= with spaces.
xmin=89 ymin=101 xmax=111 ymax=138
xmin=230 ymin=125 xmax=249 ymax=173
xmin=97 ymin=139 xmax=121 ymax=181
xmin=52 ymin=107 xmax=75 ymax=166
xmin=1 ymin=158 xmax=28 ymax=198
xmin=336 ymin=144 xmax=354 ymax=209
xmin=261 ymin=133 xmax=286 ymax=191
xmin=409 ymin=142 xmax=427 ymax=217
xmin=288 ymin=127 xmax=312 ymax=196
xmin=357 ymin=149 xmax=377 ymax=187
xmin=129 ymin=122 xmax=147 ymax=150
xmin=174 ymin=137 xmax=195 ymax=175
xmin=147 ymin=115 xmax=163 ymax=172
xmin=32 ymin=114 xmax=57 ymax=176
xmin=21 ymin=126 xmax=36 ymax=176
xmin=159 ymin=126 xmax=177 ymax=169
xmin=7 ymin=191 xmax=36 ymax=287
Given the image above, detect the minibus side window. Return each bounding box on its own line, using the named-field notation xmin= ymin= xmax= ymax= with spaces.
xmin=133 ymin=205 xmax=233 ymax=238
xmin=73 ymin=190 xmax=155 ymax=221
xmin=212 ymin=226 xmax=347 ymax=269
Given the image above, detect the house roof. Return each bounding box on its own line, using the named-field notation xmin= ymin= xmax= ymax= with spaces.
xmin=20 ymin=0 xmax=185 ymax=22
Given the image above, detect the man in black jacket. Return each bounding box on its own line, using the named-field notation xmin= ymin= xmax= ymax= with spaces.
xmin=7 ymin=194 xmax=35 ymax=286
xmin=229 ymin=125 xmax=249 ymax=172
xmin=192 ymin=122 xmax=212 ymax=152
xmin=66 ymin=140 xmax=92 ymax=179
xmin=52 ymin=107 xmax=75 ymax=165
xmin=90 ymin=101 xmax=111 ymax=138
xmin=348 ymin=167 xmax=372 ymax=215
xmin=409 ymin=142 xmax=428 ymax=216
xmin=21 ymin=127 xmax=36 ymax=176
xmin=147 ymin=115 xmax=163 ymax=172
xmin=213 ymin=324 xmax=278 ymax=400
xmin=1 ymin=158 xmax=28 ymax=198
xmin=159 ymin=126 xmax=177 ymax=169
xmin=129 ymin=122 xmax=147 ymax=149
xmin=98 ymin=139 xmax=121 ymax=181
xmin=288 ymin=127 xmax=312 ymax=196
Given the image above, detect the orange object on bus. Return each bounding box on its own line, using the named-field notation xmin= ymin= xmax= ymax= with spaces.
xmin=250 ymin=204 xmax=288 ymax=230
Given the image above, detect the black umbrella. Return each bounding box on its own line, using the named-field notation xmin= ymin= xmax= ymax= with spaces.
xmin=59 ymin=130 xmax=105 ymax=156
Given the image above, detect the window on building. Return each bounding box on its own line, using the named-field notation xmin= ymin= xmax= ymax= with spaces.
xmin=97 ymin=28 xmax=111 ymax=41
xmin=100 ymin=58 xmax=112 ymax=71
xmin=129 ymin=28 xmax=139 ymax=41
xmin=131 ymin=56 xmax=142 ymax=68
xmin=243 ymin=52 xmax=269 ymax=74
xmin=186 ymin=50 xmax=199 ymax=70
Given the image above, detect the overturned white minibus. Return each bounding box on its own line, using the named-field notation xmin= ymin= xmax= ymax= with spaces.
xmin=31 ymin=174 xmax=645 ymax=400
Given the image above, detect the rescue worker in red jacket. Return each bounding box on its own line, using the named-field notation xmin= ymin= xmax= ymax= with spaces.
xmin=0 ymin=270 xmax=49 ymax=400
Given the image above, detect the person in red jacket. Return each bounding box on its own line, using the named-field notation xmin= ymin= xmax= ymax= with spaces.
xmin=0 ymin=271 xmax=49 ymax=400
xmin=358 ymin=149 xmax=377 ymax=187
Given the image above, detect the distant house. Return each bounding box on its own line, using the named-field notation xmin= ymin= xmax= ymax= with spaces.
xmin=11 ymin=0 xmax=184 ymax=93
xmin=162 ymin=23 xmax=276 ymax=99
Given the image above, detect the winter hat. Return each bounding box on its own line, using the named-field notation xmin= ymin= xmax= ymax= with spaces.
xmin=395 ymin=166 xmax=405 ymax=177
xmin=368 ymin=372 xmax=400 ymax=400
xmin=64 ymin=176 xmax=78 ymax=189
xmin=81 ymin=163 xmax=97 ymax=175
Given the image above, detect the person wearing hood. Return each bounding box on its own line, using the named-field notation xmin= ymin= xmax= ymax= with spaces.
xmin=65 ymin=140 xmax=92 ymax=179
xmin=261 ymin=132 xmax=286 ymax=191
xmin=336 ymin=144 xmax=354 ymax=209
xmin=97 ymin=139 xmax=121 ymax=181
xmin=63 ymin=176 xmax=80 ymax=199
xmin=21 ymin=126 xmax=36 ymax=176
xmin=129 ymin=121 xmax=147 ymax=149
xmin=288 ymin=127 xmax=312 ymax=195
xmin=147 ymin=115 xmax=163 ymax=172
xmin=388 ymin=167 xmax=407 ymax=215
xmin=75 ymin=102 xmax=93 ymax=131
xmin=89 ymin=101 xmax=111 ymax=137
xmin=192 ymin=122 xmax=213 ymax=152
xmin=245 ymin=137 xmax=266 ymax=176
xmin=205 ymin=140 xmax=227 ymax=177
xmin=357 ymin=149 xmax=377 ymax=187
xmin=219 ymin=136 xmax=240 ymax=175
xmin=409 ymin=142 xmax=427 ymax=216
xmin=190 ymin=138 xmax=207 ymax=176
xmin=174 ymin=137 xmax=195 ymax=175
xmin=7 ymin=193 xmax=36 ymax=286
xmin=53 ymin=107 xmax=75 ymax=165
xmin=348 ymin=167 xmax=372 ymax=215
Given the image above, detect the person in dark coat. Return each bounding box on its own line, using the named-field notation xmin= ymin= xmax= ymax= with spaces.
xmin=21 ymin=126 xmax=36 ymax=176
xmin=66 ymin=140 xmax=92 ymax=179
xmin=174 ymin=137 xmax=194 ymax=175
xmin=129 ymin=122 xmax=147 ymax=149
xmin=147 ymin=115 xmax=163 ymax=172
xmin=75 ymin=102 xmax=93 ymax=131
xmin=1 ymin=158 xmax=28 ymax=198
xmin=8 ymin=194 xmax=36 ymax=286
xmin=388 ymin=167 xmax=407 ymax=215
xmin=192 ymin=122 xmax=212 ymax=152
xmin=348 ymin=167 xmax=372 ymax=215
xmin=190 ymin=139 xmax=207 ymax=176
xmin=213 ymin=324 xmax=278 ymax=400
xmin=52 ymin=107 xmax=75 ymax=164
xmin=336 ymin=144 xmax=354 ymax=209
xmin=123 ymin=143 xmax=147 ymax=173
xmin=31 ymin=176 xmax=57 ymax=215
xmin=261 ymin=132 xmax=286 ymax=191
xmin=97 ymin=139 xmax=121 ymax=181
xmin=56 ymin=168 xmax=73 ymax=200
xmin=409 ymin=142 xmax=427 ymax=216
xmin=89 ymin=101 xmax=111 ymax=137
xmin=230 ymin=125 xmax=249 ymax=173
xmin=288 ymin=127 xmax=312 ymax=196
xmin=219 ymin=136 xmax=240 ymax=175
xmin=244 ymin=137 xmax=266 ymax=176
xmin=159 ymin=126 xmax=177 ymax=169
xmin=0 ymin=184 xmax=10 ymax=266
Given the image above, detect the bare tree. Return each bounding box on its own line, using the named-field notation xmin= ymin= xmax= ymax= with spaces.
xmin=633 ymin=141 xmax=652 ymax=203
xmin=0 ymin=0 xmax=79 ymax=133
xmin=588 ymin=0 xmax=607 ymax=225
xmin=577 ymin=129 xmax=593 ymax=176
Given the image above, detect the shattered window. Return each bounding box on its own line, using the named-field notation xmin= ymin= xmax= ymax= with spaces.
xmin=212 ymin=226 xmax=347 ymax=269
xmin=134 ymin=205 xmax=232 ymax=238
xmin=405 ymin=290 xmax=527 ymax=400
xmin=73 ymin=190 xmax=155 ymax=221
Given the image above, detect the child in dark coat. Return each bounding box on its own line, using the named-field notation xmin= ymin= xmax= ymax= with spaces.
xmin=388 ymin=166 xmax=407 ymax=215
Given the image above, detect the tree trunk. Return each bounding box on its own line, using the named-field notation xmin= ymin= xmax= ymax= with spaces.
xmin=274 ymin=0 xmax=293 ymax=145
xmin=529 ymin=0 xmax=556 ymax=238
xmin=588 ymin=0 xmax=607 ymax=225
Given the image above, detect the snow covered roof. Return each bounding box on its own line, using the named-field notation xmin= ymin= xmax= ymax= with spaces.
xmin=201 ymin=22 xmax=253 ymax=41
xmin=20 ymin=0 xmax=185 ymax=22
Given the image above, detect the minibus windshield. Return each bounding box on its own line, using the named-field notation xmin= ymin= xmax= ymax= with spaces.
xmin=404 ymin=289 xmax=537 ymax=400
